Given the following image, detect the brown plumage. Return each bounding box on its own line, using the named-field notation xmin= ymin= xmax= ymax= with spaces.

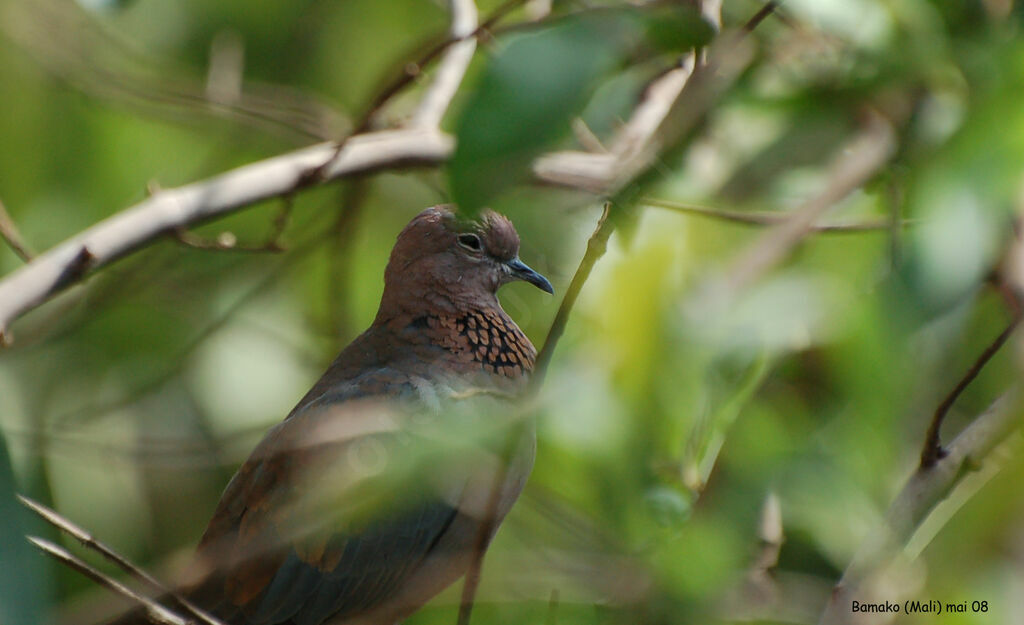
xmin=107 ymin=206 xmax=552 ymax=625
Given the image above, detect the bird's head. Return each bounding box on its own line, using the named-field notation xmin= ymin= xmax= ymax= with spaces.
xmin=377 ymin=205 xmax=552 ymax=319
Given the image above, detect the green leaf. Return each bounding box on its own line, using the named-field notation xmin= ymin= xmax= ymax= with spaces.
xmin=643 ymin=5 xmax=717 ymax=55
xmin=449 ymin=5 xmax=718 ymax=214
xmin=0 ymin=436 xmax=49 ymax=625
xmin=449 ymin=15 xmax=627 ymax=214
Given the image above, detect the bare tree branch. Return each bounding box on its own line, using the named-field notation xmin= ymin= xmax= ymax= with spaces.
xmin=533 ymin=56 xmax=697 ymax=193
xmin=0 ymin=3 xmax=751 ymax=344
xmin=0 ymin=197 xmax=35 ymax=262
xmin=310 ymin=0 xmax=486 ymax=183
xmin=19 ymin=495 xmax=225 ymax=625
xmin=356 ymin=0 xmax=529 ymax=134
xmin=0 ymin=0 xmax=529 ymax=343
xmin=819 ymin=393 xmax=1022 ymax=625
xmin=411 ymin=0 xmax=478 ymax=129
xmin=25 ymin=536 xmax=192 ymax=625
xmin=0 ymin=127 xmax=451 ymax=343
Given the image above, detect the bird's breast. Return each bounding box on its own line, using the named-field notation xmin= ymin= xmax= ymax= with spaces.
xmin=405 ymin=308 xmax=537 ymax=382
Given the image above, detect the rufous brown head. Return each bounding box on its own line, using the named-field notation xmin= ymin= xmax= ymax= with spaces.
xmin=375 ymin=206 xmax=552 ymax=321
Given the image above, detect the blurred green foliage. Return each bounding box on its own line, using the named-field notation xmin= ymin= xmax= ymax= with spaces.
xmin=451 ymin=14 xmax=621 ymax=213
xmin=1 ymin=1 xmax=1024 ymax=624
xmin=451 ymin=6 xmax=714 ymax=212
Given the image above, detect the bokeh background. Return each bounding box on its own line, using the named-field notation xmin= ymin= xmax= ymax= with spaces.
xmin=2 ymin=1 xmax=1024 ymax=624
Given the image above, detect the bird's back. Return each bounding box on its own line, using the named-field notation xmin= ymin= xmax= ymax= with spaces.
xmin=182 ymin=308 xmax=535 ymax=625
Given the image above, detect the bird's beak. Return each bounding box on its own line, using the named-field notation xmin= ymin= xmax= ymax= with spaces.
xmin=507 ymin=257 xmax=554 ymax=294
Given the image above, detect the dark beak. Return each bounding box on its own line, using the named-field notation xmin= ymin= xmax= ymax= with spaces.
xmin=507 ymin=258 xmax=554 ymax=294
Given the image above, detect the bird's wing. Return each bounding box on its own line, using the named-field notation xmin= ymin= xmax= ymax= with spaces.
xmin=193 ymin=373 xmax=484 ymax=625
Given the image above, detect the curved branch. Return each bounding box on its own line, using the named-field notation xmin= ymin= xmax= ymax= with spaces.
xmin=532 ymin=56 xmax=696 ymax=193
xmin=411 ymin=0 xmax=478 ymax=129
xmin=0 ymin=128 xmax=452 ymax=343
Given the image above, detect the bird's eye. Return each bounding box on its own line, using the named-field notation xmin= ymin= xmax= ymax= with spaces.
xmin=457 ymin=233 xmax=483 ymax=252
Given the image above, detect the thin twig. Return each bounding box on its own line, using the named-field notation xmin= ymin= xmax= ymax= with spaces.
xmin=0 ymin=197 xmax=36 ymax=261
xmin=741 ymin=1 xmax=779 ymax=35
xmin=533 ymin=55 xmax=697 ymax=193
xmin=702 ymin=0 xmax=724 ymax=30
xmin=643 ymin=197 xmax=915 ymax=233
xmin=722 ymin=114 xmax=895 ymax=295
xmin=456 ymin=426 xmax=525 ymax=625
xmin=571 ymin=118 xmax=606 ymax=153
xmin=755 ymin=492 xmax=783 ymax=571
xmin=356 ymin=0 xmax=528 ymax=135
xmin=609 ymin=54 xmax=697 ymax=158
xmin=173 ymin=228 xmax=240 ymax=251
xmin=19 ymin=495 xmax=225 ymax=625
xmin=531 ymin=202 xmax=613 ymax=390
xmin=919 ymin=313 xmax=1022 ymax=468
xmin=306 ymin=0 xmax=491 ymax=186
xmin=25 ymin=536 xmax=190 ymax=625
xmin=172 ymin=196 xmax=292 ymax=253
